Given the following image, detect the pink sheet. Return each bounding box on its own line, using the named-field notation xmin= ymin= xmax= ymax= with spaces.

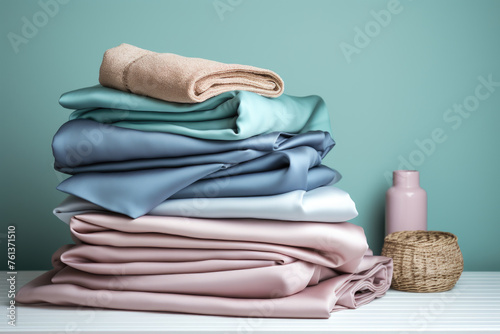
xmin=17 ymin=213 xmax=392 ymax=318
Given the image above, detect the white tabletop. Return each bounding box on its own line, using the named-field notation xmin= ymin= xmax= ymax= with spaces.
xmin=2 ymin=271 xmax=499 ymax=333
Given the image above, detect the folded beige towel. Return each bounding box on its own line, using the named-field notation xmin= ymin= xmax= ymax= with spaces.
xmin=99 ymin=44 xmax=284 ymax=103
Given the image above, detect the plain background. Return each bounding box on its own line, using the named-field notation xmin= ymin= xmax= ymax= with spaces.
xmin=1 ymin=0 xmax=499 ymax=270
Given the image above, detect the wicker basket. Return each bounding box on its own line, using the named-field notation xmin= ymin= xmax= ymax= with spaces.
xmin=381 ymin=230 xmax=463 ymax=292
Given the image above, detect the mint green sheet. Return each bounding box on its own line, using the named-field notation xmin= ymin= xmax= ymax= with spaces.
xmin=60 ymin=86 xmax=332 ymax=140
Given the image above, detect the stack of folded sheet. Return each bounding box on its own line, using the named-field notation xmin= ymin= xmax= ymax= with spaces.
xmin=17 ymin=44 xmax=393 ymax=319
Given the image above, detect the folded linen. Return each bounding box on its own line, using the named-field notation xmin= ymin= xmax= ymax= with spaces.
xmin=99 ymin=43 xmax=284 ymax=103
xmin=53 ymin=119 xmax=334 ymax=173
xmin=59 ymin=86 xmax=332 ymax=140
xmin=53 ymin=186 xmax=358 ymax=224
xmin=57 ymin=146 xmax=339 ymax=218
xmin=16 ymin=213 xmax=393 ymax=318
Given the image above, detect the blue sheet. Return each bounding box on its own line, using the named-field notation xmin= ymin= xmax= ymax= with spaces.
xmin=53 ymin=119 xmax=335 ymax=174
xmin=56 ymin=147 xmax=340 ymax=218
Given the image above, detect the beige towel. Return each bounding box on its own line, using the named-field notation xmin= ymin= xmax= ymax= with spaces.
xmin=99 ymin=44 xmax=284 ymax=103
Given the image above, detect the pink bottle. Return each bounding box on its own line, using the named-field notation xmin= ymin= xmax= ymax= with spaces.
xmin=385 ymin=170 xmax=427 ymax=236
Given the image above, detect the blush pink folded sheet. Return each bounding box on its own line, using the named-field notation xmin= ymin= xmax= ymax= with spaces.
xmin=16 ymin=213 xmax=392 ymax=318
xmin=99 ymin=44 xmax=284 ymax=103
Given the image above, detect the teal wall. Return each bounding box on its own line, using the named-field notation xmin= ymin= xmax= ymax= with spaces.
xmin=1 ymin=0 xmax=499 ymax=270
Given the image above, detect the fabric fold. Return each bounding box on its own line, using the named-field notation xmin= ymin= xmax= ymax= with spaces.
xmin=99 ymin=43 xmax=284 ymax=103
xmin=53 ymin=186 xmax=358 ymax=224
xmin=56 ymin=147 xmax=339 ymax=218
xmin=52 ymin=261 xmax=328 ymax=298
xmin=59 ymin=86 xmax=331 ymax=140
xmin=52 ymin=119 xmax=334 ymax=173
xmin=16 ymin=214 xmax=392 ymax=318
xmin=66 ymin=213 xmax=367 ymax=271
xmin=59 ymin=244 xmax=297 ymax=275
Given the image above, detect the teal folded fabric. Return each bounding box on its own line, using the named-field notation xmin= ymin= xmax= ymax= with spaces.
xmin=59 ymin=86 xmax=332 ymax=140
